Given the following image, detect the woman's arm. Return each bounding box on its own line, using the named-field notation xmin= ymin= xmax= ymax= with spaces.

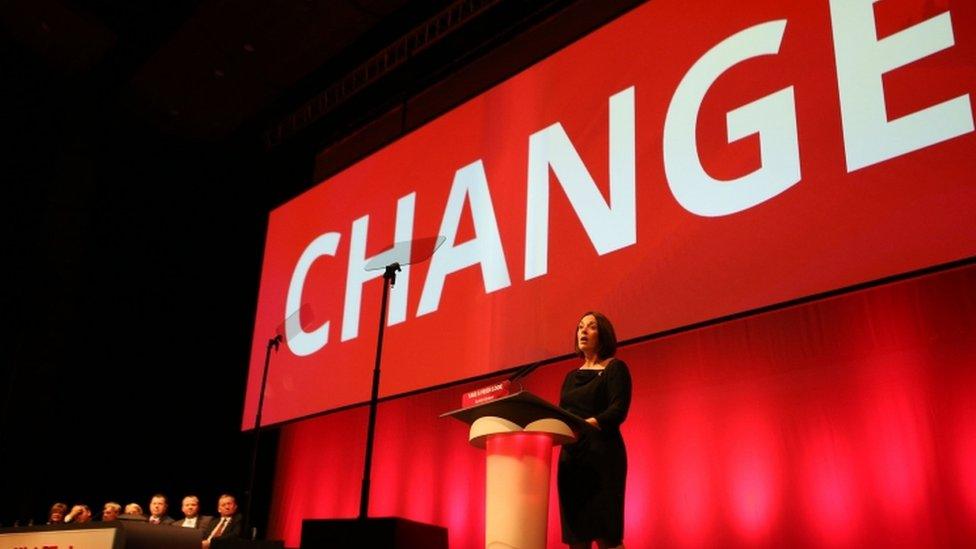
xmin=594 ymin=359 xmax=633 ymax=429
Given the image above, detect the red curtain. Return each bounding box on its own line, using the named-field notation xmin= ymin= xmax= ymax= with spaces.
xmin=268 ymin=263 xmax=976 ymax=547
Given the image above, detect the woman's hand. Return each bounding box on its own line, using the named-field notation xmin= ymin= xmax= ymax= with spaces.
xmin=585 ymin=417 xmax=600 ymax=428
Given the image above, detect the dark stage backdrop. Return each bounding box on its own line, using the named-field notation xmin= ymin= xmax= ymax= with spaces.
xmin=266 ymin=262 xmax=976 ymax=548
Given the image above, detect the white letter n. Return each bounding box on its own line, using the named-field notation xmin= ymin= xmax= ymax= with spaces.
xmin=524 ymin=86 xmax=636 ymax=281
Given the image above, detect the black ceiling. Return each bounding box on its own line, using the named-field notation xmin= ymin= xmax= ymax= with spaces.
xmin=2 ymin=0 xmax=467 ymax=139
xmin=2 ymin=0 xmax=614 ymax=144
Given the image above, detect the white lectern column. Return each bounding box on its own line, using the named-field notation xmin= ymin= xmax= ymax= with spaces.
xmin=470 ymin=416 xmax=575 ymax=549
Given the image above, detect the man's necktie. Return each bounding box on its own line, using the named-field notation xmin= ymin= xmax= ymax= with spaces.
xmin=210 ymin=517 xmax=229 ymax=540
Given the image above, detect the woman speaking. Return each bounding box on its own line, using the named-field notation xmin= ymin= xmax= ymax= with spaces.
xmin=558 ymin=311 xmax=632 ymax=549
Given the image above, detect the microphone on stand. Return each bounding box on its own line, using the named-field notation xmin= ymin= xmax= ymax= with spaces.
xmin=508 ymin=360 xmax=545 ymax=389
xmin=269 ymin=333 xmax=283 ymax=352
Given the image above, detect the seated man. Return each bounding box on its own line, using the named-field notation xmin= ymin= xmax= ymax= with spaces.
xmin=123 ymin=502 xmax=144 ymax=517
xmin=203 ymin=494 xmax=243 ymax=548
xmin=174 ymin=495 xmax=214 ymax=533
xmin=102 ymin=502 xmax=122 ymax=521
xmin=64 ymin=504 xmax=92 ymax=523
xmin=147 ymin=494 xmax=175 ymax=525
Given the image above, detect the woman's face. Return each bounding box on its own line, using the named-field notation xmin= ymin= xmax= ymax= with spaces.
xmin=577 ymin=314 xmax=600 ymax=355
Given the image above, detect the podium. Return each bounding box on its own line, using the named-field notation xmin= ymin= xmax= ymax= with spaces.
xmin=442 ymin=391 xmax=590 ymax=549
xmin=299 ymin=517 xmax=447 ymax=548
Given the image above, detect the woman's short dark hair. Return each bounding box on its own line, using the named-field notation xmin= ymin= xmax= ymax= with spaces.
xmin=574 ymin=311 xmax=618 ymax=359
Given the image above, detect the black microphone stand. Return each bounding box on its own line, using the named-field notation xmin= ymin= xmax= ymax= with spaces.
xmin=358 ymin=262 xmax=400 ymax=519
xmin=244 ymin=333 xmax=282 ymax=538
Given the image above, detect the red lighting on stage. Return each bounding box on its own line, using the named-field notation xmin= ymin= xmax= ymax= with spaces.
xmin=268 ymin=264 xmax=976 ymax=547
xmin=622 ymin=428 xmax=655 ymax=544
xmin=954 ymin=386 xmax=976 ymax=523
xmin=665 ymin=396 xmax=713 ymax=545
xmin=861 ymin=369 xmax=930 ymax=524
xmin=801 ymin=427 xmax=861 ymax=546
xmin=725 ymin=407 xmax=781 ymax=542
xmin=487 ymin=433 xmax=555 ymax=462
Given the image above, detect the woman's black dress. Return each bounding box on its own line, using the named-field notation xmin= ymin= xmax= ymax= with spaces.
xmin=557 ymin=358 xmax=632 ymax=545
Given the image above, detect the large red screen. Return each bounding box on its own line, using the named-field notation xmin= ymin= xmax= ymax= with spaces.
xmin=245 ymin=0 xmax=976 ymax=428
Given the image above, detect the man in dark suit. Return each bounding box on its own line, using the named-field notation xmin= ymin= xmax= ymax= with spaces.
xmin=173 ymin=495 xmax=214 ymax=534
xmin=147 ymin=494 xmax=175 ymax=525
xmin=203 ymin=493 xmax=243 ymax=548
xmin=64 ymin=504 xmax=92 ymax=523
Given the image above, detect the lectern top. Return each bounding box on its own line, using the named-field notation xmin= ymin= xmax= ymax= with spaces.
xmin=440 ymin=390 xmax=592 ymax=432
